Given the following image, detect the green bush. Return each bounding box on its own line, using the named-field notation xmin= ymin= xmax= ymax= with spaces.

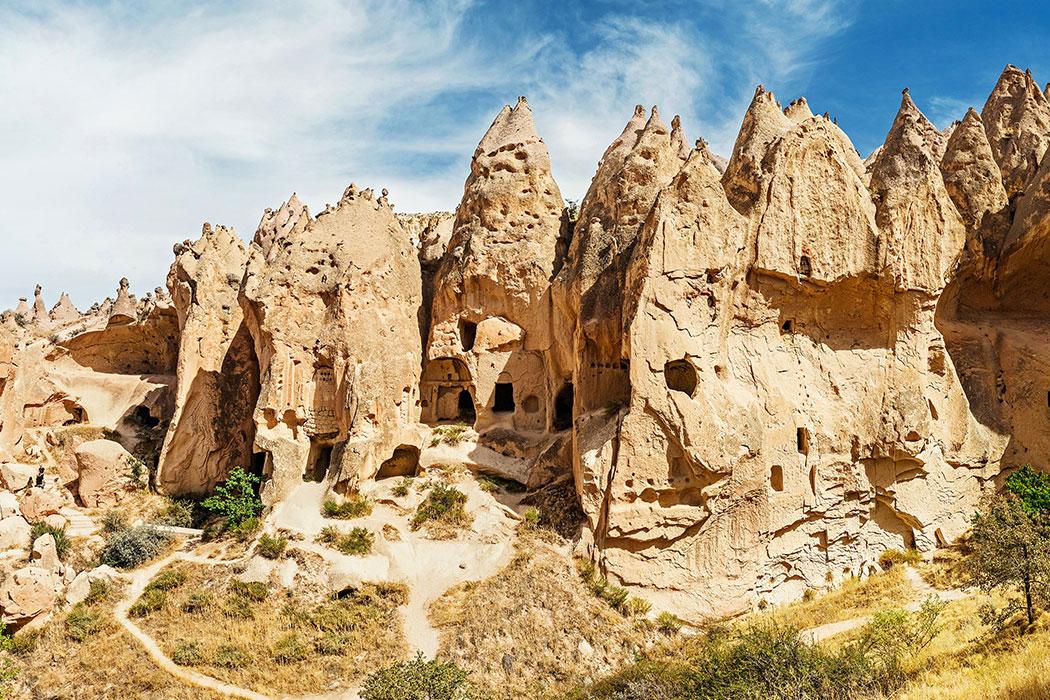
xmin=129 ymin=588 xmax=166 ymax=618
xmin=101 ymin=525 xmax=171 ymax=569
xmin=182 ymin=592 xmax=212 ymax=613
xmin=228 ymin=516 xmax=261 ymax=541
xmin=85 ymin=579 xmax=110 ymax=605
xmin=213 ymin=643 xmax=250 ymax=668
xmin=101 ymin=510 xmax=128 ymax=533
xmin=65 ymin=604 xmax=104 ymax=642
xmin=202 ymin=467 xmax=262 ymax=526
xmin=1005 ymin=464 xmax=1050 ymax=514
xmin=411 ymin=483 xmax=469 ymax=531
xmin=257 ymin=533 xmax=288 ymax=559
xmin=230 ymin=580 xmax=269 ymax=602
xmin=172 ymin=640 xmax=205 ymax=666
xmin=272 ymin=633 xmax=308 ymax=664
xmin=429 ymin=423 xmax=471 ymax=447
xmin=153 ymin=498 xmax=198 ymax=528
xmin=625 ymin=597 xmax=652 ymax=617
xmin=338 ymin=528 xmax=374 ymax=556
xmin=361 ymin=652 xmax=485 ymax=700
xmin=30 ymin=522 xmax=71 ymax=560
xmin=392 ymin=479 xmax=412 ymax=497
xmin=125 ymin=455 xmax=147 ymax=489
xmin=314 ymin=632 xmax=349 ymax=655
xmin=322 ymin=494 xmax=372 ymax=519
xmin=655 ymin=611 xmax=682 ymax=635
xmin=520 ymin=507 xmax=541 ymax=530
xmin=146 ymin=569 xmax=186 ymax=592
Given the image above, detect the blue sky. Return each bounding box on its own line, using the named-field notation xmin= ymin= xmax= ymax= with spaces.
xmin=1 ymin=0 xmax=1048 ymax=310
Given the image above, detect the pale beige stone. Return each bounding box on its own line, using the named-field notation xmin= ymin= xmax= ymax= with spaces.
xmin=74 ymin=439 xmax=132 ymax=508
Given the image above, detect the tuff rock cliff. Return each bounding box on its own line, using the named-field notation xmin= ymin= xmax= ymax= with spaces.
xmin=3 ymin=64 xmax=1050 ymax=622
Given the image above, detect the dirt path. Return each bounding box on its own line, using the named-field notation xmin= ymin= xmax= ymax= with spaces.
xmin=801 ymin=567 xmax=969 ymax=643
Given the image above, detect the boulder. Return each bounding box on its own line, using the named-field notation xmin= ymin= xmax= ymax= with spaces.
xmin=74 ymin=439 xmax=133 ymax=508
xmin=64 ymin=565 xmax=117 ymax=606
xmin=19 ymin=488 xmax=63 ymax=523
xmin=0 ymin=566 xmax=60 ymax=625
xmin=0 ymin=463 xmax=36 ymax=491
xmin=30 ymin=534 xmax=61 ymax=573
xmin=0 ymin=516 xmax=30 ymax=551
xmin=0 ymin=491 xmax=19 ymax=519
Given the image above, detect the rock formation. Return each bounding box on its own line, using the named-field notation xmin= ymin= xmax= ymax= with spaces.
xmin=2 ymin=63 xmax=1049 ymax=626
xmin=155 ymin=223 xmax=259 ymax=495
xmin=240 ymin=187 xmax=423 ymax=504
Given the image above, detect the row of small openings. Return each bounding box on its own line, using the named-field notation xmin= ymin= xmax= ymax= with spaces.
xmin=771 ymin=465 xmax=818 ymax=494
xmin=589 ymin=360 xmax=630 ymax=370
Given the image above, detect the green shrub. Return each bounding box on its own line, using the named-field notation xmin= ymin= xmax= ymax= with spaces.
xmin=146 ymin=569 xmax=186 ymax=592
xmin=520 ymin=507 xmax=541 ymax=530
xmin=337 ymin=528 xmax=374 ymax=556
xmin=213 ymin=643 xmax=250 ymax=668
xmin=411 ymin=483 xmax=469 ymax=531
xmin=29 ymin=522 xmax=71 ymax=560
xmin=272 ymin=633 xmax=308 ymax=664
xmin=172 ymin=640 xmax=205 ymax=666
xmin=322 ymin=494 xmax=372 ymax=519
xmin=257 ymin=533 xmax=288 ymax=559
xmin=125 ymin=455 xmax=147 ymax=489
xmin=64 ymin=604 xmax=104 ymax=642
xmin=655 ymin=611 xmax=683 ymax=635
xmin=317 ymin=526 xmax=340 ymax=544
xmin=1 ymin=629 xmax=39 ymax=656
xmin=314 ymin=632 xmax=349 ymax=655
xmin=625 ymin=596 xmax=652 ymax=617
xmin=182 ymin=592 xmax=212 ymax=613
xmin=101 ymin=525 xmax=171 ymax=569
xmin=230 ymin=580 xmax=269 ymax=602
xmin=85 ymin=579 xmax=110 ymax=605
xmin=129 ymin=588 xmax=166 ymax=618
xmin=1005 ymin=464 xmax=1050 ymax=514
xmin=361 ymin=652 xmax=484 ymax=700
xmin=153 ymin=498 xmax=197 ymax=528
xmin=223 ymin=596 xmax=255 ymax=620
xmin=202 ymin=467 xmax=262 ymax=526
xmin=228 ymin=516 xmax=261 ymax=541
xmin=101 ymin=510 xmax=128 ymax=534
xmin=392 ymin=479 xmax=411 ymax=497
xmin=429 ymin=423 xmax=471 ymax=447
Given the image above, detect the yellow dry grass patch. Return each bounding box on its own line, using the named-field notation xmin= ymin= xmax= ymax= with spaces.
xmin=430 ymin=535 xmax=654 ymax=699
xmin=768 ymin=566 xmax=913 ymax=630
xmin=13 ymin=583 xmax=220 ymax=699
xmin=134 ymin=561 xmax=407 ymax=696
xmin=918 ymin=544 xmax=973 ymax=591
xmin=895 ymin=593 xmax=1050 ymax=700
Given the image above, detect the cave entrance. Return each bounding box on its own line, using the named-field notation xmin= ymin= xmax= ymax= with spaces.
xmin=134 ymin=405 xmax=160 ymax=428
xmin=459 ymin=319 xmax=477 ymax=352
xmin=376 ymin=445 xmax=421 ymax=479
xmin=494 ymin=383 xmax=515 ymax=413
xmin=308 ymin=443 xmax=333 ymax=482
xmin=553 ymin=382 xmax=574 ymax=431
xmin=250 ymin=451 xmax=267 ymax=480
xmin=665 ymin=359 xmax=698 ymax=397
xmin=457 ymin=390 xmax=476 ymax=422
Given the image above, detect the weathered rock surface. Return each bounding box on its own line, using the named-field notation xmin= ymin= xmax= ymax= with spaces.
xmin=241 ymin=187 xmax=424 ymax=503
xmin=156 ymin=223 xmax=259 ymax=495
xmin=74 ymin=439 xmax=132 ymax=507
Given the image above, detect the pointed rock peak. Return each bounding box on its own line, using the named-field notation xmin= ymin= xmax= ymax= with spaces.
xmin=721 ymin=83 xmax=794 ymax=212
xmin=505 ymin=95 xmax=539 ymax=135
xmin=671 ymin=115 xmax=681 ymax=130
xmin=640 ymin=106 xmax=668 ymax=136
xmin=513 ymin=95 xmax=530 ymax=112
xmin=478 ymin=99 xmax=540 ymax=152
xmin=784 ymin=96 xmax=813 ymax=122
xmin=940 ymin=101 xmax=1007 ymax=231
xmin=1045 ymin=82 xmax=1050 ymax=99
xmin=670 ymin=115 xmax=689 ymax=160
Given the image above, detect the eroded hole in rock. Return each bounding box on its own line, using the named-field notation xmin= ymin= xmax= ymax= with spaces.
xmin=134 ymin=405 xmax=160 ymax=428
xmin=782 ymin=319 xmax=794 ymax=333
xmin=457 ymin=390 xmax=476 ymax=423
xmin=459 ymin=318 xmax=477 ymax=352
xmin=553 ymin=382 xmax=574 ymax=431
xmin=664 ymin=359 xmax=698 ymax=397
xmin=522 ymin=395 xmax=540 ymax=413
xmin=770 ymin=465 xmax=784 ymax=492
xmin=494 ymin=383 xmax=515 ymax=413
xmin=376 ymin=445 xmax=420 ymax=479
xmin=797 ymin=427 xmax=810 ymax=455
xmin=799 ymin=255 xmax=812 ymax=277
xmin=307 ymin=442 xmax=333 ymax=482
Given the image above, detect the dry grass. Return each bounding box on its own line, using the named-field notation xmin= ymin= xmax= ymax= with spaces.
xmin=133 ymin=562 xmax=406 ymax=696
xmin=918 ymin=544 xmax=973 ymax=591
xmin=429 ymin=535 xmax=654 ymax=699
xmin=767 ymin=567 xmax=913 ymax=630
xmin=894 ymin=593 xmax=1050 ymax=700
xmin=13 ymin=582 xmax=220 ymax=699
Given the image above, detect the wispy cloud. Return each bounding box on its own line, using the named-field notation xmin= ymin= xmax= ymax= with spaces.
xmin=0 ymin=0 xmax=852 ymax=309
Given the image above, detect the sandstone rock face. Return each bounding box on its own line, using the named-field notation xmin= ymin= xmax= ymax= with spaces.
xmin=6 ymin=66 xmax=1050 ymax=624
xmin=156 ymin=223 xmax=259 ymax=495
xmin=425 ymin=98 xmax=565 ymax=436
xmin=241 ymin=187 xmax=423 ymax=503
xmin=0 ymin=566 xmax=60 ymax=625
xmin=74 ymin=439 xmax=132 ymax=507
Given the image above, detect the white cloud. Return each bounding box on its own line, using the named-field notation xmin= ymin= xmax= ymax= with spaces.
xmin=0 ymin=0 xmax=851 ymax=310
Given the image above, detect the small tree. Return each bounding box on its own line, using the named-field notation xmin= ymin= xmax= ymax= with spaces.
xmin=360 ymin=653 xmax=484 ymax=700
xmin=969 ymin=494 xmax=1050 ymax=625
xmin=1005 ymin=464 xmax=1050 ymax=514
xmin=202 ymin=467 xmax=262 ymax=526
